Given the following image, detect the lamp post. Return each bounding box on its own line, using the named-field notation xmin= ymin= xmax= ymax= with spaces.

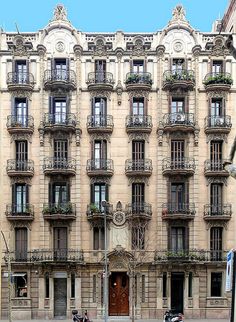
xmin=1 ymin=231 xmax=12 ymax=322
xmin=101 ymin=200 xmax=108 ymax=322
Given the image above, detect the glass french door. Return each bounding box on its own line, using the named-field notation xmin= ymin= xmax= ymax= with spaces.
xmin=170 ymin=227 xmax=185 ymax=252
xmin=53 ymin=98 xmax=67 ymax=124
xmin=171 ymin=140 xmax=184 ymax=168
xmin=132 ymin=141 xmax=144 ymax=170
xmin=15 ymin=228 xmax=28 ymax=261
xmin=95 ymin=60 xmax=106 ymax=83
xmin=210 ymin=141 xmax=222 ymax=171
xmin=92 ymin=98 xmax=107 ymax=126
xmin=211 ymin=98 xmax=224 ymax=126
xmin=15 ymin=98 xmax=27 ymax=126
xmin=94 ymin=140 xmax=107 ymax=169
xmin=171 ymin=183 xmax=185 ymax=212
xmin=16 ymin=141 xmax=28 ymax=171
xmin=210 ymin=227 xmax=222 ymax=260
xmin=54 ymin=140 xmax=68 ymax=168
xmin=14 ymin=184 xmax=28 ymax=213
xmin=54 ymin=227 xmax=68 ymax=260
xmin=210 ymin=184 xmax=223 ymax=214
xmin=94 ymin=184 xmax=106 ymax=211
xmin=54 ymin=59 xmax=67 ymax=81
xmin=212 ymin=61 xmax=223 ymax=74
xmin=15 ymin=61 xmax=27 ymax=83
xmin=133 ymin=60 xmax=144 ymax=73
xmin=132 ymin=183 xmax=144 ymax=212
xmin=53 ymin=183 xmax=68 ymax=205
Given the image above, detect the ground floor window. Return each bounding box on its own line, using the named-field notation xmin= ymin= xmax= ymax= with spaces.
xmin=14 ymin=272 xmax=27 ymax=297
xmin=211 ymin=272 xmax=222 ymax=297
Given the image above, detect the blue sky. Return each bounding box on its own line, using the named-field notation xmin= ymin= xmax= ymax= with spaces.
xmin=0 ymin=0 xmax=229 ymax=33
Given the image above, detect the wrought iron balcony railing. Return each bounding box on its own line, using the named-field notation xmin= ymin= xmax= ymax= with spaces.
xmin=87 ymin=115 xmax=114 ymax=128
xmin=162 ymin=113 xmax=195 ymax=127
xmin=154 ymin=249 xmax=227 ymax=262
xmin=126 ymin=202 xmax=152 ymax=216
xmin=125 ymin=159 xmax=153 ymax=172
xmin=204 ymin=115 xmax=232 ymax=129
xmin=125 ymin=72 xmax=152 ymax=85
xmin=6 ymin=159 xmax=34 ymax=173
xmin=43 ymin=157 xmax=76 ymax=172
xmin=162 ymin=157 xmax=195 ymax=172
xmin=204 ymin=160 xmax=228 ymax=172
xmin=126 ymin=115 xmax=152 ymax=129
xmin=87 ymin=72 xmax=114 ymax=85
xmin=86 ymin=159 xmax=114 ymax=172
xmin=7 ymin=72 xmax=34 ymax=86
xmin=163 ymin=69 xmax=195 ymax=82
xmin=204 ymin=204 xmax=232 ymax=217
xmin=203 ymin=72 xmax=233 ymax=86
xmin=44 ymin=69 xmax=76 ymax=86
xmin=162 ymin=202 xmax=195 ymax=215
xmin=6 ymin=203 xmax=34 ymax=216
xmin=6 ymin=249 xmax=84 ymax=263
xmin=43 ymin=112 xmax=77 ymax=127
xmin=87 ymin=202 xmax=113 ymax=215
xmin=43 ymin=202 xmax=76 ymax=215
xmin=6 ymin=115 xmax=34 ymax=130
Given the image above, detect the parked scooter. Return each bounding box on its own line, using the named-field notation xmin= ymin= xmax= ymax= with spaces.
xmin=72 ymin=309 xmax=91 ymax=322
xmin=163 ymin=310 xmax=184 ymax=322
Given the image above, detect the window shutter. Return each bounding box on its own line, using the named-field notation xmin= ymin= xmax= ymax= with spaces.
xmin=90 ymin=184 xmax=95 ymax=203
xmin=130 ymin=59 xmax=133 ymax=72
xmin=66 ymin=58 xmax=69 ymax=71
xmin=49 ymin=96 xmax=54 ymax=114
xmin=185 ymin=181 xmax=189 ymax=205
xmin=66 ymin=182 xmax=70 ymax=202
xmin=12 ymin=184 xmax=16 ymax=204
xmin=185 ymin=226 xmax=189 ymax=251
xmin=105 ymin=184 xmax=109 ymax=202
xmin=144 ymin=59 xmax=147 ymax=73
xmin=48 ymin=182 xmax=53 ymax=204
xmin=144 ymin=97 xmax=147 ymax=115
xmin=51 ymin=58 xmax=55 ymax=70
xmin=168 ymin=226 xmax=172 ymax=250
xmin=26 ymin=60 xmax=29 ymax=73
xmin=26 ymin=185 xmax=29 ymax=204
xmin=66 ymin=95 xmax=70 ymax=114
xmin=12 ymin=60 xmax=16 ymax=73
xmin=222 ymin=98 xmax=226 ymax=116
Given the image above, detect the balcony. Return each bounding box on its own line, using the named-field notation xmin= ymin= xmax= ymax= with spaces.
xmin=160 ymin=113 xmax=196 ymax=133
xmin=86 ymin=159 xmax=114 ymax=177
xmin=163 ymin=70 xmax=195 ymax=91
xmin=43 ymin=69 xmax=76 ymax=91
xmin=6 ymin=159 xmax=34 ymax=177
xmin=204 ymin=204 xmax=232 ymax=221
xmin=7 ymin=72 xmax=34 ymax=91
xmin=204 ymin=115 xmax=232 ymax=134
xmin=203 ymin=72 xmax=233 ymax=92
xmin=6 ymin=115 xmax=34 ymax=135
xmin=162 ymin=203 xmax=195 ymax=220
xmin=204 ymin=160 xmax=229 ymax=177
xmin=42 ymin=113 xmax=78 ymax=133
xmin=126 ymin=202 xmax=152 ymax=221
xmin=43 ymin=157 xmax=76 ymax=176
xmin=87 ymin=72 xmax=114 ymax=91
xmin=7 ymin=249 xmax=84 ymax=263
xmin=125 ymin=72 xmax=152 ymax=91
xmin=126 ymin=115 xmax=152 ymax=134
xmin=125 ymin=159 xmax=152 ymax=177
xmin=87 ymin=115 xmax=113 ymax=134
xmin=162 ymin=157 xmax=195 ymax=177
xmin=87 ymin=202 xmax=113 ymax=226
xmin=42 ymin=202 xmax=76 ymax=220
xmin=154 ymin=249 xmax=227 ymax=262
xmin=6 ymin=204 xmax=34 ymax=221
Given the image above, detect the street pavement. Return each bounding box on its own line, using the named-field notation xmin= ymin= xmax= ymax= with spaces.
xmin=0 ymin=319 xmax=229 ymax=322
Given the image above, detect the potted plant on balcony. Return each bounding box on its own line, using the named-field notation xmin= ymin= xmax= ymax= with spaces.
xmin=90 ymin=203 xmax=99 ymax=213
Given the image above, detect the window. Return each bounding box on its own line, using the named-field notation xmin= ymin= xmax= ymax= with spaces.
xmin=132 ymin=97 xmax=144 ymax=116
xmin=14 ymin=272 xmax=27 ymax=297
xmin=51 ymin=97 xmax=67 ymax=124
xmin=91 ymin=183 xmax=108 ymax=211
xmin=94 ymin=140 xmax=107 ymax=169
xmin=12 ymin=184 xmax=28 ymax=213
xmin=53 ymin=58 xmax=68 ymax=80
xmin=45 ymin=273 xmax=49 ymax=298
xmin=93 ymin=275 xmax=96 ymax=302
xmin=93 ymin=227 xmax=104 ymax=250
xmin=92 ymin=97 xmax=107 ymax=126
xmin=14 ymin=98 xmax=27 ymax=126
xmin=212 ymin=61 xmax=223 ymax=74
xmin=171 ymin=140 xmax=185 ymax=165
xmin=170 ymin=226 xmax=187 ymax=252
xmin=210 ymin=184 xmax=223 ymax=214
xmin=15 ymin=60 xmax=27 ymax=83
xmin=210 ymin=227 xmax=223 ymax=261
xmin=162 ymin=272 xmax=167 ymax=297
xmin=211 ymin=272 xmax=222 ymax=296
xmin=188 ymin=272 xmax=193 ymax=297
xmin=132 ymin=141 xmax=145 ymax=167
xmin=171 ymin=97 xmax=185 ymax=114
xmin=71 ymin=273 xmax=75 ymax=298
xmin=95 ymin=60 xmax=106 ymax=82
xmin=172 ymin=59 xmax=185 ymax=71
xmin=170 ymin=182 xmax=189 ymax=212
xmin=53 ymin=227 xmax=68 ymax=260
xmin=49 ymin=182 xmax=70 ymax=206
xmin=15 ymin=228 xmax=27 ymax=261
xmin=132 ymin=60 xmax=144 ymax=73
xmin=211 ymin=98 xmax=223 ymax=117
xmin=16 ymin=141 xmax=28 ymax=170
xmin=141 ymin=275 xmax=145 ymax=302
xmin=132 ymin=225 xmax=145 ymax=250
xmin=54 ymin=139 xmax=68 ymax=165
xmin=132 ymin=183 xmax=145 ymax=211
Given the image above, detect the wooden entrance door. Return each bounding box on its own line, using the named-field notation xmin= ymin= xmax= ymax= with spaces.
xmin=109 ymin=272 xmax=129 ymax=316
xmin=54 ymin=278 xmax=67 ymax=317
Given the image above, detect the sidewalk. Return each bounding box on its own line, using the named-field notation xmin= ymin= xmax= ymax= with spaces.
xmin=0 ymin=319 xmax=229 ymax=322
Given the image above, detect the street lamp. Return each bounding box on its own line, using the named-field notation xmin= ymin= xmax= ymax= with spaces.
xmin=101 ymin=200 xmax=109 ymax=322
xmin=1 ymin=231 xmax=12 ymax=322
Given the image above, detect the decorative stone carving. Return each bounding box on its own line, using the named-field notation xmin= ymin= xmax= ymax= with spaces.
xmin=52 ymin=4 xmax=68 ymax=21
xmin=76 ymin=128 xmax=82 ymax=146
xmin=55 ymin=41 xmax=65 ymax=52
xmin=38 ymin=128 xmax=44 ymax=147
xmin=10 ymin=177 xmax=32 ymax=185
xmin=206 ymin=221 xmax=229 ymax=230
xmin=157 ymin=128 xmax=164 ymax=146
xmin=73 ymin=44 xmax=83 ymax=57
xmin=174 ymin=41 xmax=183 ymax=52
xmin=126 ymin=37 xmax=151 ymax=56
xmin=90 ymin=90 xmax=112 ymax=100
xmin=156 ymin=45 xmax=165 ymax=57
xmin=128 ymin=177 xmax=149 ymax=186
xmin=211 ymin=35 xmax=228 ymax=57
xmin=37 ymin=44 xmax=46 ymax=57
xmin=192 ymin=45 xmax=202 ymax=57
xmin=11 ymin=133 xmax=32 ymax=143
xmin=113 ymin=211 xmax=126 ymax=226
xmin=90 ymin=176 xmax=111 ymax=185
xmin=206 ymin=133 xmax=228 ymax=143
xmin=88 ymin=37 xmax=112 ymax=56
xmin=116 ymin=80 xmax=123 ymax=105
xmin=194 ymin=128 xmax=200 ymax=146
xmin=115 ymin=48 xmax=124 ymax=61
xmin=127 ymin=132 xmax=150 ymax=143
xmin=90 ymin=133 xmax=111 ymax=143
xmin=206 ymin=177 xmax=228 ymax=186
xmin=207 ymin=90 xmax=227 ymax=99
xmin=10 ymin=222 xmax=32 ymax=231
xmin=127 ymin=90 xmax=149 ymax=100
xmin=116 ymin=201 xmax=122 ymax=211
xmin=7 ymin=35 xmax=33 ymax=57
xmin=11 ymin=90 xmax=32 ymax=100
xmin=171 ymin=5 xmax=187 ymax=22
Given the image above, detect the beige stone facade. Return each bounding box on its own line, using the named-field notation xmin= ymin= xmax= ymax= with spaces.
xmin=0 ymin=3 xmax=236 ymax=320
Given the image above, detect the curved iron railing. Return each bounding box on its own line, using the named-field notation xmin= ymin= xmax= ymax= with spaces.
xmin=154 ymin=249 xmax=227 ymax=262
xmin=6 ymin=203 xmax=34 ymax=215
xmin=7 ymin=72 xmax=34 ymax=85
xmin=203 ymin=72 xmax=233 ymax=86
xmin=163 ymin=69 xmax=195 ymax=82
xmin=87 ymin=202 xmax=113 ymax=214
xmin=87 ymin=115 xmax=113 ymax=128
xmin=86 ymin=159 xmax=114 ymax=171
xmin=126 ymin=115 xmax=152 ymax=128
xmin=125 ymin=159 xmax=152 ymax=172
xmin=162 ymin=202 xmax=195 ymax=215
xmin=6 ymin=159 xmax=34 ymax=172
xmin=87 ymin=72 xmax=114 ymax=85
xmin=204 ymin=204 xmax=232 ymax=216
xmin=43 ymin=157 xmax=76 ymax=171
xmin=43 ymin=113 xmax=77 ymax=127
xmin=204 ymin=159 xmax=228 ymax=172
xmin=204 ymin=115 xmax=232 ymax=128
xmin=43 ymin=202 xmax=75 ymax=215
xmin=126 ymin=202 xmax=152 ymax=215
xmin=125 ymin=72 xmax=152 ymax=85
xmin=6 ymin=115 xmax=34 ymax=129
xmin=43 ymin=69 xmax=76 ymax=86
xmin=162 ymin=157 xmax=196 ymax=171
xmin=162 ymin=113 xmax=195 ymax=126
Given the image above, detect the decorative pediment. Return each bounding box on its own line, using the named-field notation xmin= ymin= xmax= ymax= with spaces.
xmin=7 ymin=35 xmax=33 ymax=57
xmin=126 ymin=37 xmax=151 ymax=56
xmin=88 ymin=37 xmax=112 ymax=56
xmin=210 ymin=35 xmax=229 ymax=57
xmin=206 ymin=177 xmax=228 ymax=186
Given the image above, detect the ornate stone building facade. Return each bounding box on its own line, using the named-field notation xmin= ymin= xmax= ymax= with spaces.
xmin=0 ymin=3 xmax=235 ymax=320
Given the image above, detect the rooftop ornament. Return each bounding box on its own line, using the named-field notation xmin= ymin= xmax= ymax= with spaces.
xmin=52 ymin=4 xmax=68 ymax=21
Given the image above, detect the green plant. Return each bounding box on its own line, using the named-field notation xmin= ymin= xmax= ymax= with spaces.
xmin=90 ymin=203 xmax=99 ymax=212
